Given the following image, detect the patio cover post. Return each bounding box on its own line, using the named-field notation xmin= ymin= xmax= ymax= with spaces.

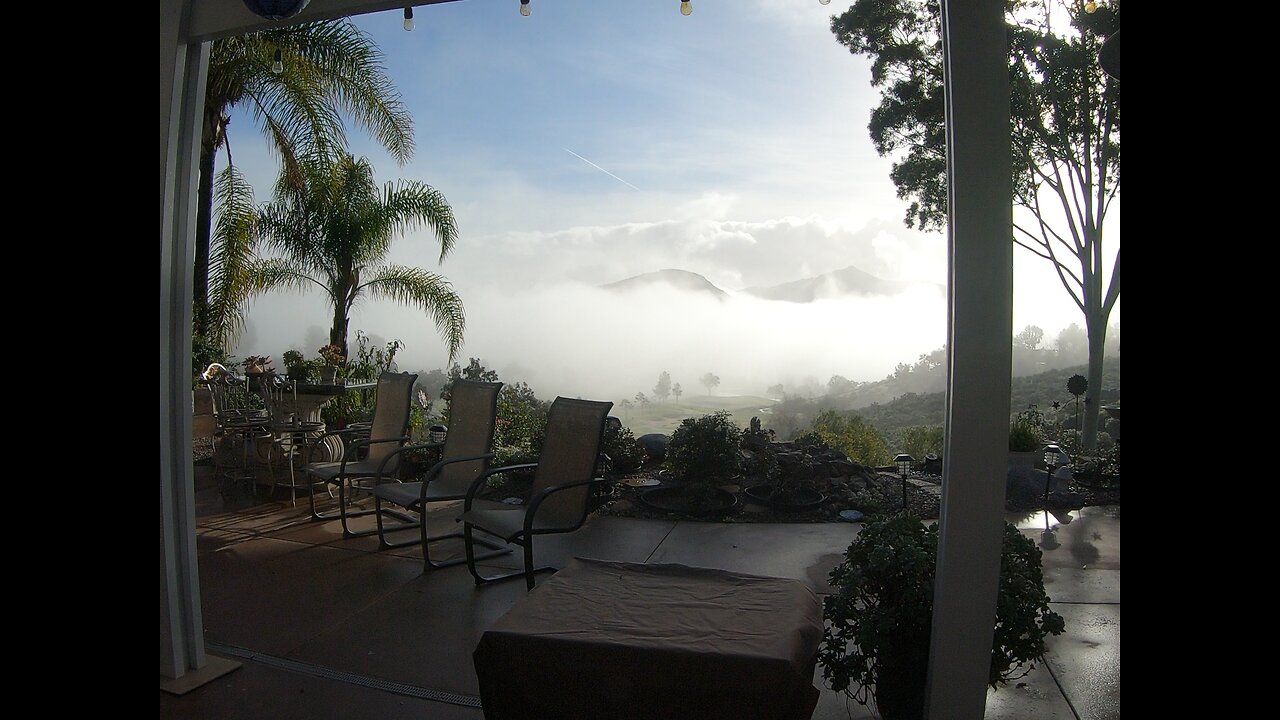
xmin=159 ymin=0 xmax=208 ymax=680
xmin=927 ymin=0 xmax=1013 ymax=716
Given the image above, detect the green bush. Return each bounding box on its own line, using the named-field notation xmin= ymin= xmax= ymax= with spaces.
xmin=820 ymin=514 xmax=1065 ymax=717
xmin=601 ymin=421 xmax=645 ymax=474
xmin=896 ymin=425 xmax=943 ymax=460
xmin=812 ymin=410 xmax=891 ymax=466
xmin=666 ymin=411 xmax=742 ymax=484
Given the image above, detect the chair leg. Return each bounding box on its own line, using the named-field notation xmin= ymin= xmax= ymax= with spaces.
xmin=338 ymin=478 xmax=381 ymax=538
xmin=464 ymin=525 xmax=555 ymax=590
xmin=419 ymin=519 xmax=509 ymax=570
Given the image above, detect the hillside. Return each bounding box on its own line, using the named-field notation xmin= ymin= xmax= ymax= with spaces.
xmin=601 ymin=269 xmax=728 ymax=300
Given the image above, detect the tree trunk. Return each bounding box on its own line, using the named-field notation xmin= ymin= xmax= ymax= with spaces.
xmin=330 ymin=305 xmax=350 ymax=361
xmin=1082 ymin=315 xmax=1107 ymax=451
xmin=194 ymin=138 xmax=216 ymax=341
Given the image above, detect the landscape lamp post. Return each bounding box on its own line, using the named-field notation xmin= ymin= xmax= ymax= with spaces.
xmin=1041 ymin=444 xmax=1070 ymax=515
xmin=894 ymin=453 xmax=914 ymax=511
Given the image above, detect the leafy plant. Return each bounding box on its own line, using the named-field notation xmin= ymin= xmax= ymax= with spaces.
xmin=819 ymin=513 xmax=1065 ymax=719
xmin=1009 ymin=405 xmax=1045 ymax=452
xmin=666 ymin=411 xmax=742 ymax=485
xmin=896 ymin=425 xmax=944 ymax=460
xmin=601 ymin=421 xmax=645 ymax=475
xmin=813 ymin=409 xmax=892 ymax=466
xmin=318 ymin=344 xmax=345 ymax=366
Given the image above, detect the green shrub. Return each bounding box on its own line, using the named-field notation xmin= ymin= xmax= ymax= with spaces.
xmin=666 ymin=411 xmax=742 ymax=484
xmin=812 ymin=410 xmax=891 ymax=466
xmin=601 ymin=422 xmax=645 ymax=474
xmin=1008 ymin=406 xmax=1045 ymax=452
xmin=896 ymin=425 xmax=944 ymax=460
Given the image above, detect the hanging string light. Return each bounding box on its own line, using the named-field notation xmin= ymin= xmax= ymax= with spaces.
xmin=680 ymin=1 xmax=692 ymax=16
xmin=1084 ymin=1 xmax=1098 ymax=12
xmin=819 ymin=0 xmax=832 ymax=5
xmin=272 ymin=48 xmax=284 ymax=74
xmin=520 ymin=0 xmax=531 ymax=17
xmin=403 ymin=7 xmax=414 ymax=31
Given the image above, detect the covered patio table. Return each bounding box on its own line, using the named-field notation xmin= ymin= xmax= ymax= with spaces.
xmin=473 ymin=557 xmax=824 ymax=720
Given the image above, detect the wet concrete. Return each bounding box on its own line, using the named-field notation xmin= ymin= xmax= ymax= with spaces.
xmin=165 ymin=467 xmax=1119 ymax=719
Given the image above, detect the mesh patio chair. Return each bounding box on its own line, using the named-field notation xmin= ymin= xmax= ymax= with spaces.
xmin=303 ymin=371 xmax=417 ymax=537
xmin=366 ymin=380 xmax=513 ymax=570
xmin=201 ymin=363 xmax=271 ymax=497
xmin=458 ymin=396 xmax=613 ymax=590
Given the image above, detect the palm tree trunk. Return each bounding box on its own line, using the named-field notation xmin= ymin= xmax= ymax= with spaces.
xmin=330 ymin=305 xmax=350 ymax=361
xmin=194 ymin=140 xmax=216 ymax=341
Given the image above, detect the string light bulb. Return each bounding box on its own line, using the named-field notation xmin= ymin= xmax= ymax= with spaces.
xmin=403 ymin=7 xmax=414 ymax=31
xmin=272 ymin=48 xmax=283 ymax=74
xmin=819 ymin=0 xmax=831 ymax=5
xmin=520 ymin=0 xmax=531 ymax=16
xmin=1084 ymin=1 xmax=1097 ymax=11
xmin=680 ymin=1 xmax=692 ymax=16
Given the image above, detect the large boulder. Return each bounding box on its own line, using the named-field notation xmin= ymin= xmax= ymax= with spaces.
xmin=637 ymin=433 xmax=670 ymax=464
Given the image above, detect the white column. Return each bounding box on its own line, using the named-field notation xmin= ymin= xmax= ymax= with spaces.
xmin=159 ymin=0 xmax=209 ymax=680
xmin=926 ymin=0 xmax=1012 ymax=717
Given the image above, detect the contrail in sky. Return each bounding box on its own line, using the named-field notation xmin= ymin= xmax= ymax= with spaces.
xmin=562 ymin=148 xmax=642 ymax=191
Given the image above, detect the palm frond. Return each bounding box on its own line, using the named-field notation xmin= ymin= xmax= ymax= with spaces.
xmin=359 ymin=265 xmax=466 ymax=363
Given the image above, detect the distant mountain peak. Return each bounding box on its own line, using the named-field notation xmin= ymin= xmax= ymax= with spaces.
xmin=601 ymin=269 xmax=729 ymax=300
xmin=743 ymin=265 xmax=940 ymax=303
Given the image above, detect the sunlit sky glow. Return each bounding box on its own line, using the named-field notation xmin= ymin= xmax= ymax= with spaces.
xmin=227 ymin=0 xmax=1118 ymax=400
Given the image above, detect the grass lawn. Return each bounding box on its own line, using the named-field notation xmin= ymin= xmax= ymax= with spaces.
xmin=615 ymin=394 xmax=779 ymax=437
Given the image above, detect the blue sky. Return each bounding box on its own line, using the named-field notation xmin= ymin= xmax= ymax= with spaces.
xmin=227 ymin=1 xmax=1118 ymax=400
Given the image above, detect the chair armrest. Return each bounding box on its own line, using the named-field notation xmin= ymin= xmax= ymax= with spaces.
xmin=462 ymin=463 xmax=540 ymax=511
xmin=340 ymin=435 xmax=409 ymax=473
xmin=524 ymin=477 xmax=607 ymax=534
xmin=371 ymin=441 xmax=446 ymax=483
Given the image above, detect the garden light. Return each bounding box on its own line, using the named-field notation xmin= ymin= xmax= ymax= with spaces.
xmin=894 ymin=453 xmax=913 ymax=510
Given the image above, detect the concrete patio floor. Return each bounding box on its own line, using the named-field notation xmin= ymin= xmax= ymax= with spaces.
xmin=160 ymin=467 xmax=1119 ymax=719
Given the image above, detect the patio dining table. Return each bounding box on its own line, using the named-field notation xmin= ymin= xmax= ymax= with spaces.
xmin=473 ymin=557 xmax=824 ymax=720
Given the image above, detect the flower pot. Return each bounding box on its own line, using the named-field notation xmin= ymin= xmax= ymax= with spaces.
xmin=874 ymin=647 xmax=929 ymax=720
xmin=320 ymin=366 xmax=337 ymax=383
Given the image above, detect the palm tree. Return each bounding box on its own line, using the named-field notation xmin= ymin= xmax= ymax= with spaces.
xmin=246 ymin=151 xmax=464 ymax=362
xmin=196 ymin=19 xmax=413 ymax=347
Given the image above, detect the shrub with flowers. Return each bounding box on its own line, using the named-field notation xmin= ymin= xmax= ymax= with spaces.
xmin=318 ymin=344 xmax=345 ymax=366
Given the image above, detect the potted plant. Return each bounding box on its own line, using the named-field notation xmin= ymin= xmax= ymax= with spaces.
xmin=819 ymin=513 xmax=1065 ymax=720
xmin=1008 ymin=405 xmax=1044 ymax=468
xmin=282 ymin=349 xmax=308 ymax=382
xmin=639 ymin=411 xmax=741 ymax=516
xmin=242 ymin=354 xmax=273 ymax=376
xmin=317 ymin=344 xmax=345 ymax=383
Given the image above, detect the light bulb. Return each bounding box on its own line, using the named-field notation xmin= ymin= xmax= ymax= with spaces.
xmin=819 ymin=0 xmax=831 ymax=5
xmin=272 ymin=49 xmax=283 ymax=74
xmin=680 ymin=1 xmax=692 ymax=16
xmin=520 ymin=0 xmax=531 ymax=16
xmin=1084 ymin=1 xmax=1097 ymax=11
xmin=403 ymin=7 xmax=414 ymax=31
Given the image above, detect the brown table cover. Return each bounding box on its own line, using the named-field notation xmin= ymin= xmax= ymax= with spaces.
xmin=473 ymin=557 xmax=823 ymax=719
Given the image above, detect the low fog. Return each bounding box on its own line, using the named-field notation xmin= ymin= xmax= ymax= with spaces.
xmin=229 ymin=213 xmax=1100 ymax=403
xmin=234 ymin=281 xmax=948 ymax=403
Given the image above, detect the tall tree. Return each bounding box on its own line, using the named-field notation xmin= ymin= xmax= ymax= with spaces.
xmin=248 ymin=151 xmax=464 ymax=361
xmin=197 ymin=19 xmax=414 ymax=348
xmin=672 ymin=383 xmax=683 ymax=403
xmin=831 ymin=0 xmax=1119 ymax=448
xmin=700 ymin=373 xmax=721 ymax=396
xmin=654 ymin=371 xmax=672 ymax=403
